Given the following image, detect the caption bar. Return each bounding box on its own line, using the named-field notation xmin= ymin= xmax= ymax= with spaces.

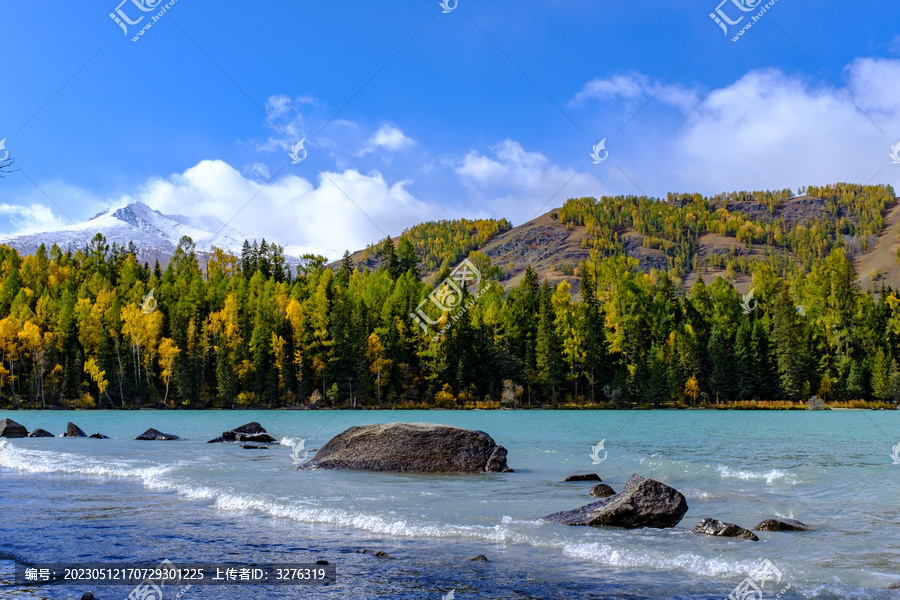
xmin=15 ymin=563 xmax=336 ymax=586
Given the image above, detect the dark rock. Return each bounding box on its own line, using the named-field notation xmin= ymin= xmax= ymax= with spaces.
xmin=754 ymin=518 xmax=810 ymax=532
xmin=315 ymin=560 xmax=329 ymax=566
xmin=692 ymin=518 xmax=759 ymax=541
xmin=213 ymin=422 xmax=278 ymax=444
xmin=135 ymin=428 xmax=179 ymax=441
xmin=27 ymin=428 xmax=54 ymax=438
xmin=589 ymin=484 xmax=616 ymax=498
xmin=224 ymin=432 xmax=277 ymax=443
xmin=64 ymin=422 xmax=88 ymax=438
xmin=301 ymin=422 xmax=512 ymax=473
xmin=356 ymin=549 xmax=395 ymax=559
xmin=89 ymin=433 xmax=110 ymax=439
xmin=888 ymin=582 xmax=900 ymax=589
xmin=544 ymin=474 xmax=688 ymax=529
xmin=565 ymin=474 xmax=601 ymax=482
xmin=0 ymin=418 xmax=28 ymax=438
xmin=81 ymin=593 xmax=95 ymax=600
xmin=241 ymin=444 xmax=268 ymax=450
xmin=469 ymin=555 xmax=489 ymax=562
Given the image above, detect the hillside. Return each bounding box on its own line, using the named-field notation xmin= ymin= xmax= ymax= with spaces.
xmin=338 ymin=185 xmax=898 ymax=297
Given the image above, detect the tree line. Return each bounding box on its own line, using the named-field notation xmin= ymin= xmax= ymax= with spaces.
xmin=0 ymin=185 xmax=898 ymax=409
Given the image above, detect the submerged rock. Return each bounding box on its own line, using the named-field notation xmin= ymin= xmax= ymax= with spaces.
xmin=469 ymin=555 xmax=489 ymax=562
xmin=301 ymin=422 xmax=513 ymax=474
xmin=544 ymin=474 xmax=688 ymax=529
xmin=754 ymin=518 xmax=810 ymax=532
xmin=135 ymin=428 xmax=179 ymax=441
xmin=241 ymin=444 xmax=268 ymax=450
xmin=589 ymin=483 xmax=616 ymax=498
xmin=564 ymin=474 xmax=601 ymax=482
xmin=64 ymin=422 xmax=88 ymax=438
xmin=356 ymin=549 xmax=395 ymax=559
xmin=28 ymin=428 xmax=54 ymax=438
xmin=89 ymin=433 xmax=110 ymax=439
xmin=692 ymin=518 xmax=759 ymax=540
xmin=0 ymin=418 xmax=28 ymax=438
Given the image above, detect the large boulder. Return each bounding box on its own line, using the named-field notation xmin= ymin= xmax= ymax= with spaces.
xmin=28 ymin=428 xmax=54 ymax=438
xmin=0 ymin=418 xmax=28 ymax=438
xmin=754 ymin=518 xmax=810 ymax=532
xmin=544 ymin=474 xmax=688 ymax=529
xmin=64 ymin=422 xmax=88 ymax=438
xmin=135 ymin=428 xmax=179 ymax=441
xmin=301 ymin=422 xmax=512 ymax=473
xmin=692 ymin=518 xmax=759 ymax=540
xmin=221 ymin=422 xmax=276 ymax=443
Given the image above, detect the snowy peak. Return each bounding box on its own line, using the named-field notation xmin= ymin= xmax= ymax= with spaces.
xmin=0 ymin=202 xmax=293 ymax=268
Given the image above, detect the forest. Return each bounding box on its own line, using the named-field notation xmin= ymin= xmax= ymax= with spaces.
xmin=0 ymin=182 xmax=898 ymax=410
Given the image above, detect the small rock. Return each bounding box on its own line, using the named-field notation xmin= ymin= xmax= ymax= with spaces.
xmin=692 ymin=518 xmax=759 ymax=541
xmin=64 ymin=422 xmax=88 ymax=438
xmin=564 ymin=474 xmax=602 ymax=482
xmin=241 ymin=444 xmax=268 ymax=450
xmin=135 ymin=428 xmax=179 ymax=441
xmin=206 ymin=436 xmax=225 ymax=443
xmin=469 ymin=555 xmax=489 ymax=562
xmin=27 ymin=428 xmax=54 ymax=438
xmin=589 ymin=484 xmax=616 ymax=498
xmin=89 ymin=433 xmax=110 ymax=439
xmin=81 ymin=593 xmax=95 ymax=600
xmin=0 ymin=418 xmax=28 ymax=438
xmin=315 ymin=560 xmax=329 ymax=566
xmin=754 ymin=518 xmax=810 ymax=532
xmin=356 ymin=549 xmax=395 ymax=559
xmin=888 ymin=581 xmax=900 ymax=589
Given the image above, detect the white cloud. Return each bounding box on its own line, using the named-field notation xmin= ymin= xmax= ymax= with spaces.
xmin=119 ymin=160 xmax=448 ymax=259
xmin=456 ymin=140 xmax=607 ymax=221
xmin=668 ymin=59 xmax=900 ymax=194
xmin=570 ymin=72 xmax=700 ymax=113
xmin=360 ymin=125 xmax=414 ymax=155
xmin=0 ymin=203 xmax=71 ymax=236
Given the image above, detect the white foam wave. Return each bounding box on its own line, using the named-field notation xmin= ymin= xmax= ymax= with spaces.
xmin=715 ymin=465 xmax=799 ymax=485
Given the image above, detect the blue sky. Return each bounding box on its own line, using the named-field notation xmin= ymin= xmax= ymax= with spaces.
xmin=1 ymin=0 xmax=899 ymax=258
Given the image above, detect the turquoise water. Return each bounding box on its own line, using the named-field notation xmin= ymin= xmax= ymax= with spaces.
xmin=1 ymin=409 xmax=898 ymax=599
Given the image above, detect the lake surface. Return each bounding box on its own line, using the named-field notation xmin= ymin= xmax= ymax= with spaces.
xmin=1 ymin=409 xmax=898 ymax=599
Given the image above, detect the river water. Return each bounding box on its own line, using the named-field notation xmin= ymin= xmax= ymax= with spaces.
xmin=1 ymin=409 xmax=897 ymax=599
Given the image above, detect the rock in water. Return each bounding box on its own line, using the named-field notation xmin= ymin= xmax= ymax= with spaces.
xmin=589 ymin=483 xmax=616 ymax=498
xmin=301 ymin=422 xmax=512 ymax=473
xmin=64 ymin=422 xmax=88 ymax=438
xmin=754 ymin=518 xmax=810 ymax=532
xmin=89 ymin=433 xmax=110 ymax=439
xmin=692 ymin=518 xmax=759 ymax=540
xmin=564 ymin=474 xmax=602 ymax=482
xmin=544 ymin=474 xmax=688 ymax=529
xmin=469 ymin=555 xmax=489 ymax=562
xmin=135 ymin=428 xmax=179 ymax=441
xmin=356 ymin=549 xmax=395 ymax=559
xmin=28 ymin=428 xmax=54 ymax=438
xmin=0 ymin=418 xmax=28 ymax=438
xmin=211 ymin=422 xmax=277 ymax=444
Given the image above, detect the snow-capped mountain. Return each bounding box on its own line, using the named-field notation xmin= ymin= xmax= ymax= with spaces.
xmin=0 ymin=202 xmax=298 ymax=267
